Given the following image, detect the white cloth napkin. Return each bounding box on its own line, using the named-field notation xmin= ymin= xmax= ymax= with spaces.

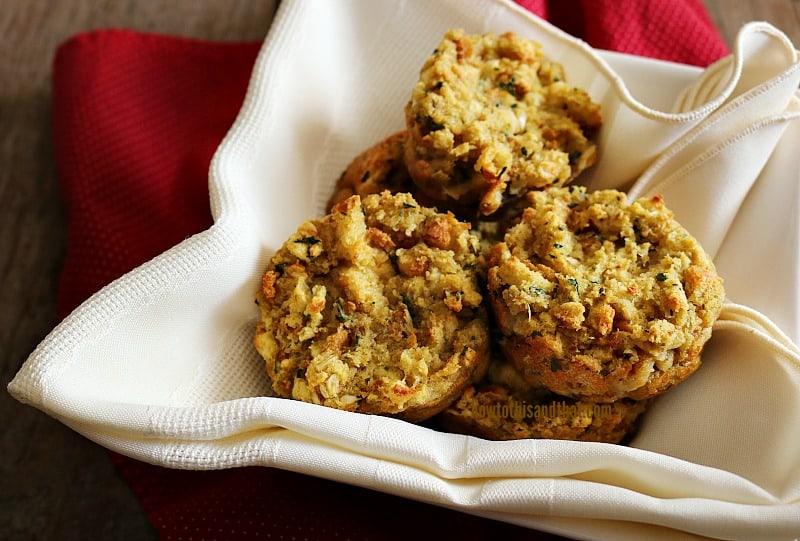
xmin=9 ymin=1 xmax=800 ymax=539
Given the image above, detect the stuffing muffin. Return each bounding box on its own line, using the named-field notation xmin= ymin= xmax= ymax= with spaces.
xmin=438 ymin=384 xmax=648 ymax=443
xmin=404 ymin=29 xmax=601 ymax=217
xmin=326 ymin=131 xmax=506 ymax=272
xmin=327 ymin=130 xmax=478 ymax=220
xmin=436 ymin=348 xmax=648 ymax=443
xmin=254 ymin=191 xmax=491 ymax=422
xmin=327 ymin=131 xmax=415 ymax=211
xmin=487 ymin=186 xmax=725 ymax=402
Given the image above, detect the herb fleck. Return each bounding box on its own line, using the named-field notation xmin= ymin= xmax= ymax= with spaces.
xmin=334 ymin=298 xmax=350 ymax=323
xmin=567 ymin=277 xmax=580 ymax=295
xmin=400 ymin=293 xmax=418 ymax=322
xmin=294 ymin=236 xmax=320 ymax=246
xmin=498 ymin=77 xmax=517 ymax=96
xmin=526 ymin=285 xmax=547 ymax=296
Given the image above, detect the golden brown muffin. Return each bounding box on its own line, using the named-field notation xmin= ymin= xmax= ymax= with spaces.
xmin=404 ymin=29 xmax=601 ymax=217
xmin=436 ymin=347 xmax=648 ymax=443
xmin=487 ymin=186 xmax=725 ymax=402
xmin=327 ymin=131 xmax=415 ymax=211
xmin=327 ymin=130 xmax=479 ymax=220
xmin=254 ymin=191 xmax=491 ymax=422
xmin=437 ymin=383 xmax=648 ymax=443
xmin=326 ymin=131 xmax=509 ymax=273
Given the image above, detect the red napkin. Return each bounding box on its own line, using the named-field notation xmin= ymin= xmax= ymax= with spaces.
xmin=50 ymin=2 xmax=727 ymax=539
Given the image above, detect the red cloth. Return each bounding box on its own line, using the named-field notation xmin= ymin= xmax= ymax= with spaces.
xmin=518 ymin=0 xmax=729 ymax=66
xmin=50 ymin=3 xmax=728 ymax=540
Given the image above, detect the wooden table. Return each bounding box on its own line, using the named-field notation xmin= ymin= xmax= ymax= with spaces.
xmin=2 ymin=1 xmax=798 ymax=539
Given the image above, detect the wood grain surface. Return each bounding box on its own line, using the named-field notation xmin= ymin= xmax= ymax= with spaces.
xmin=2 ymin=1 xmax=798 ymax=539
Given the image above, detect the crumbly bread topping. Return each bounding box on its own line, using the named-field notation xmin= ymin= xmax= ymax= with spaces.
xmin=404 ymin=29 xmax=601 ymax=216
xmin=488 ymin=186 xmax=725 ymax=402
xmin=254 ymin=192 xmax=490 ymax=422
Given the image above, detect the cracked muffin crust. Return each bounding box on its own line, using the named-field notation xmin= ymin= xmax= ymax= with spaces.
xmin=404 ymin=29 xmax=601 ymax=217
xmin=254 ymin=191 xmax=491 ymax=422
xmin=487 ymin=186 xmax=725 ymax=402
